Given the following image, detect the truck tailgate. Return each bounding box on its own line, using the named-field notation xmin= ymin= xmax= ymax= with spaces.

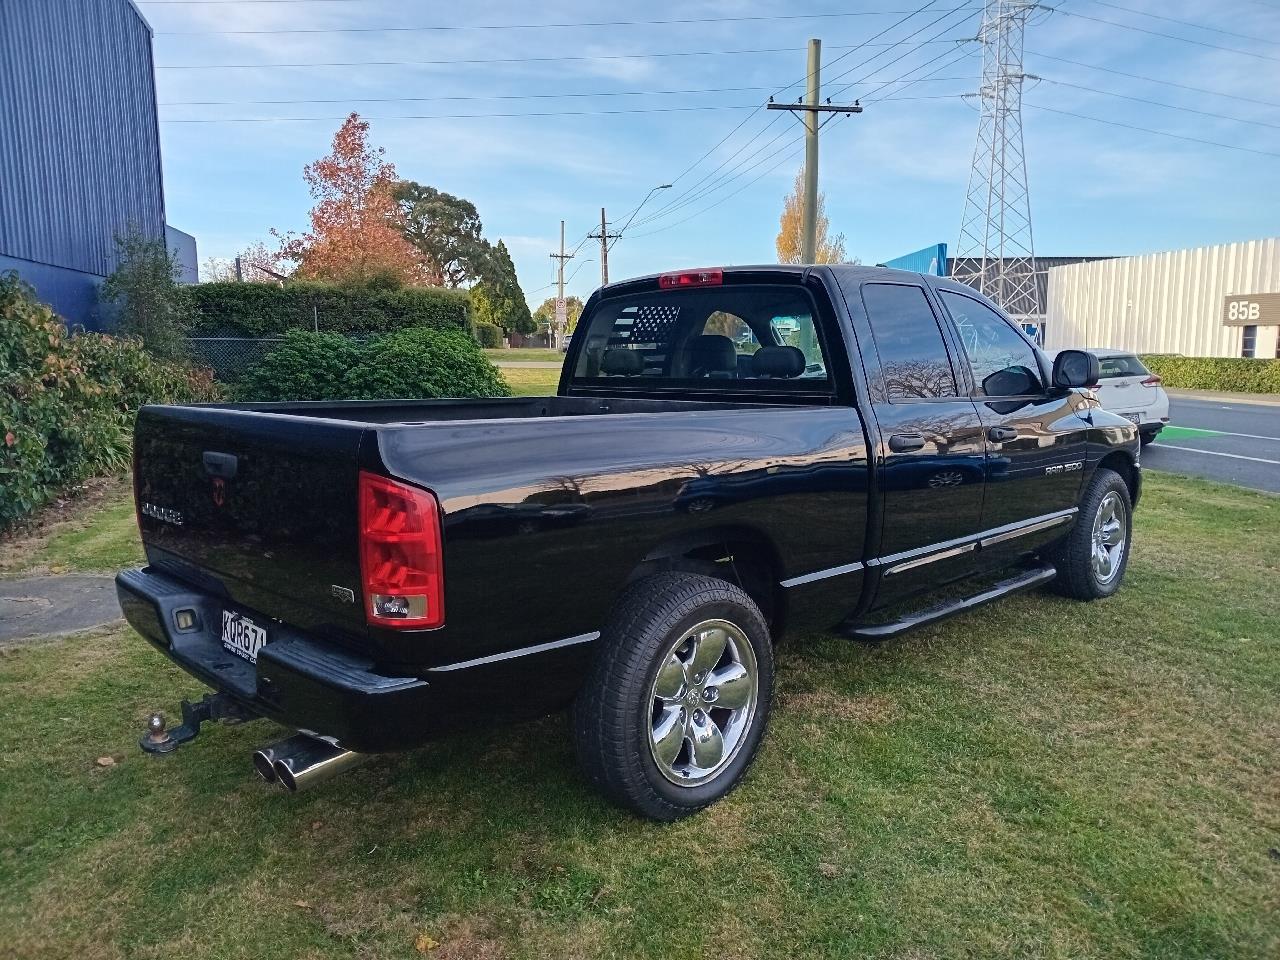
xmin=134 ymin=405 xmax=370 ymax=641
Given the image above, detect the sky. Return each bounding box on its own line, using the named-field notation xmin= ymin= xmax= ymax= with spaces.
xmin=140 ymin=0 xmax=1280 ymax=306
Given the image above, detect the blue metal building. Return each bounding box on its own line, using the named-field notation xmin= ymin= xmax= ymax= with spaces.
xmin=0 ymin=0 xmax=191 ymax=328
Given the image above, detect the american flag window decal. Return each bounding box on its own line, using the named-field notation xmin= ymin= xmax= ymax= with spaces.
xmin=611 ymin=304 xmax=681 ymax=345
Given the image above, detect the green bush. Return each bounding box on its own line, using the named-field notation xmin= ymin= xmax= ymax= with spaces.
xmin=0 ymin=273 xmax=221 ymax=528
xmin=344 ymin=328 xmax=510 ymax=400
xmin=186 ymin=281 xmax=469 ymax=337
xmin=473 ymin=322 xmax=503 ymax=349
xmin=236 ymin=330 xmax=365 ymax=402
xmin=1140 ymin=355 xmax=1280 ymax=394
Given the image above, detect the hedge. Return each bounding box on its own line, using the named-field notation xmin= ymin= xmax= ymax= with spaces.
xmin=1 ymin=273 xmax=221 ymax=528
xmin=236 ymin=328 xmax=510 ymax=402
xmin=185 ymin=281 xmax=470 ymax=337
xmin=1140 ymin=355 xmax=1280 ymax=394
xmin=473 ymin=322 xmax=503 ymax=349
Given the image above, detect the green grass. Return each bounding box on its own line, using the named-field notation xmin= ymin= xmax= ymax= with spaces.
xmin=0 ymin=478 xmax=142 ymax=577
xmin=484 ymin=348 xmax=564 ymax=363
xmin=2 ymin=477 xmax=1276 ymax=959
xmin=501 ymin=367 xmax=562 ymax=396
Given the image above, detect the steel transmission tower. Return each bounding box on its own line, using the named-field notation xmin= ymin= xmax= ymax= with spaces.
xmin=954 ymin=0 xmax=1041 ymax=321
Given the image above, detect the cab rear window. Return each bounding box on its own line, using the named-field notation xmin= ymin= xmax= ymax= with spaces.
xmin=1097 ymin=355 xmax=1151 ymax=379
xmin=570 ymin=286 xmax=831 ymax=391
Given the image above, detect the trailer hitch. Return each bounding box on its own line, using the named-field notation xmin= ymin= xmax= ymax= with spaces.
xmin=139 ymin=692 xmax=252 ymax=755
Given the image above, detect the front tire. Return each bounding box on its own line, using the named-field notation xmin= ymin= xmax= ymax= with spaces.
xmin=572 ymin=573 xmax=774 ymax=821
xmin=1049 ymin=467 xmax=1133 ymax=600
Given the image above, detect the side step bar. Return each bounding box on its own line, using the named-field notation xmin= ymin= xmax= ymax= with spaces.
xmin=845 ymin=563 xmax=1057 ymax=642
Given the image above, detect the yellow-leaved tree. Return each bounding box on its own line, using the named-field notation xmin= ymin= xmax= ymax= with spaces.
xmin=775 ymin=167 xmax=849 ymax=265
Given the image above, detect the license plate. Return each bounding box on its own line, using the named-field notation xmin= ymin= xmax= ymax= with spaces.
xmin=221 ymin=610 xmax=267 ymax=664
xmin=1122 ymin=413 xmax=1142 ymax=425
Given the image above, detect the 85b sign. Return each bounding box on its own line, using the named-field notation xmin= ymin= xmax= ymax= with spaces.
xmin=1222 ymin=292 xmax=1280 ymax=326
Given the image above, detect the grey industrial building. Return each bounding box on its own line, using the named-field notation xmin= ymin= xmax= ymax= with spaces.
xmin=0 ymin=0 xmax=194 ymax=328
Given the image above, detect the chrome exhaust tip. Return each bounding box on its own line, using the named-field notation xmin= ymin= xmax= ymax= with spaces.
xmin=259 ymin=733 xmax=365 ymax=793
xmin=252 ymin=746 xmax=279 ymax=783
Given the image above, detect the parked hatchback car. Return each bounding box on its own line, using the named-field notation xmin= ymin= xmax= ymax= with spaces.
xmin=1076 ymin=349 xmax=1170 ymax=446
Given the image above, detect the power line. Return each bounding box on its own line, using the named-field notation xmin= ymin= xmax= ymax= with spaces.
xmin=155 ymin=8 xmax=981 ymax=35
xmin=161 ymin=85 xmax=778 ymax=107
xmin=154 ymin=40 xmax=960 ymax=71
xmin=1027 ymin=51 xmax=1280 ymax=109
xmin=1035 ymin=77 xmax=1280 ymax=131
xmin=824 ymin=2 xmax=978 ymax=97
xmin=631 ymin=1 xmax=965 ymax=230
xmin=159 ymin=104 xmax=766 ymax=123
xmin=1024 ymin=102 xmax=1280 ymax=158
xmin=1078 ymin=0 xmax=1280 ymax=46
xmin=1047 ymin=7 xmax=1280 ymax=63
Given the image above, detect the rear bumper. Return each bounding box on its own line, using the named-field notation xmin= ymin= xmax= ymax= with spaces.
xmin=116 ymin=567 xmax=437 ymax=753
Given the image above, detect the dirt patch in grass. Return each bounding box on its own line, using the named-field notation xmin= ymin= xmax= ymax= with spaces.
xmin=784 ymin=689 xmax=898 ymax=725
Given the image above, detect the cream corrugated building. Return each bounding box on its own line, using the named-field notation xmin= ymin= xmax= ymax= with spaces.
xmin=1044 ymin=238 xmax=1280 ymax=358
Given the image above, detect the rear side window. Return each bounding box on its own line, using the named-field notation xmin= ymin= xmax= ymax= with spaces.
xmin=1097 ymin=355 xmax=1151 ymax=379
xmin=860 ymin=283 xmax=958 ymax=400
xmin=570 ymin=285 xmax=831 ymax=390
xmin=939 ymin=291 xmax=1044 ymax=398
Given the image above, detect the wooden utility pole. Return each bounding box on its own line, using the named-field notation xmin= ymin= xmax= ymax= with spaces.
xmin=548 ymin=220 xmax=574 ymax=348
xmin=767 ymin=39 xmax=862 ymax=263
xmin=588 ymin=207 xmax=620 ymax=287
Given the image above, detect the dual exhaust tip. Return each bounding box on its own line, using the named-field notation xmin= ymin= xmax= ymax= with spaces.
xmin=253 ymin=733 xmax=365 ymax=792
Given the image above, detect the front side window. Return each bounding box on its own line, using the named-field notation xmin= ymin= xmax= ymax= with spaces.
xmin=939 ymin=291 xmax=1044 ymax=397
xmin=570 ymin=285 xmax=831 ymax=389
xmin=860 ymin=283 xmax=958 ymax=400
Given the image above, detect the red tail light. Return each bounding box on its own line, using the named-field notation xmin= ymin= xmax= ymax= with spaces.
xmin=1141 ymin=375 xmax=1162 ymax=387
xmin=358 ymin=471 xmax=444 ymax=629
xmin=658 ymin=268 xmax=723 ymax=289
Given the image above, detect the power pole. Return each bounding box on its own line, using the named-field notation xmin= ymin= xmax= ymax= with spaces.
xmin=954 ymin=0 xmax=1042 ymax=325
xmin=767 ymin=38 xmax=862 ymax=263
xmin=548 ymin=220 xmax=573 ymax=349
xmin=587 ymin=207 xmax=620 ymax=287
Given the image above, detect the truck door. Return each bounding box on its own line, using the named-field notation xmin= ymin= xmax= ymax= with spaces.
xmin=857 ymin=281 xmax=988 ymax=608
xmin=935 ymin=289 xmax=1086 ymax=568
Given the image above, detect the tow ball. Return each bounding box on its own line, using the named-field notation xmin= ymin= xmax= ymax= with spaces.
xmin=139 ymin=692 xmax=250 ymax=755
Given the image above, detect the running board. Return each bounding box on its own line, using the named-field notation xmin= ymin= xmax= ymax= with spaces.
xmin=845 ymin=563 xmax=1057 ymax=642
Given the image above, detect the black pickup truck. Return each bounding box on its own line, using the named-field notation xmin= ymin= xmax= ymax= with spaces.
xmin=118 ymin=265 xmax=1139 ymax=820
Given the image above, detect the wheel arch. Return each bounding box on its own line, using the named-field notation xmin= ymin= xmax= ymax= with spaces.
xmin=1096 ymin=450 xmax=1141 ymax=506
xmin=624 ymin=525 xmax=786 ymax=636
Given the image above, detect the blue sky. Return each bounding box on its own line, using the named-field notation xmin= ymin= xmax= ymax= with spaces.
xmin=142 ymin=0 xmax=1280 ymax=305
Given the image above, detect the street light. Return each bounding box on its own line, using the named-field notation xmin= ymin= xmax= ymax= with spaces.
xmin=616 ymin=183 xmax=673 ymax=239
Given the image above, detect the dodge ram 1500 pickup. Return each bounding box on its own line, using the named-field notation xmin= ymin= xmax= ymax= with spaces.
xmin=118 ymin=265 xmax=1139 ymax=819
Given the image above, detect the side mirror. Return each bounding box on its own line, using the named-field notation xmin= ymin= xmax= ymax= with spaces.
xmin=1052 ymin=350 xmax=1100 ymax=390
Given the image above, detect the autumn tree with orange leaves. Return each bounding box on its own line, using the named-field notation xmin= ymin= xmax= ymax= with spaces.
xmin=277 ymin=114 xmax=426 ymax=286
xmin=775 ymin=167 xmax=850 ymax=265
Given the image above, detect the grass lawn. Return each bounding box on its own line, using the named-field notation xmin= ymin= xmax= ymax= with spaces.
xmin=0 ymin=476 xmax=141 ymax=577
xmin=484 ymin=348 xmax=564 ymax=363
xmin=1 ymin=475 xmax=1276 ymax=959
xmin=501 ymin=367 xmax=562 ymax=396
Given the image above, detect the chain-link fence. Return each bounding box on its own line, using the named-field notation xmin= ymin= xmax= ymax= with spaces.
xmin=187 ymin=335 xmax=374 ymax=382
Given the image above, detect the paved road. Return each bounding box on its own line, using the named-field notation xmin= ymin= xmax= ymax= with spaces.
xmin=1143 ymin=394 xmax=1280 ymax=493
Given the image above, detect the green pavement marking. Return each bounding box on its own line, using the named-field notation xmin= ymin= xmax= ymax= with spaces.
xmin=1159 ymin=425 xmax=1224 ymax=441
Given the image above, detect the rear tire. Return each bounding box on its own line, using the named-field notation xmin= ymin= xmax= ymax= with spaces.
xmin=572 ymin=573 xmax=774 ymax=821
xmin=1048 ymin=467 xmax=1133 ymax=600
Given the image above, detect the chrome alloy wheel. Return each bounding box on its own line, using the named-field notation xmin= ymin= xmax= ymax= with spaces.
xmin=1091 ymin=490 xmax=1128 ymax=584
xmin=647 ymin=619 xmax=759 ymax=787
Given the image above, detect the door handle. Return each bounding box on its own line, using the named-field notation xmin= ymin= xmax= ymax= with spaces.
xmin=888 ymin=433 xmax=926 ymax=453
xmin=987 ymin=425 xmax=1018 ymax=443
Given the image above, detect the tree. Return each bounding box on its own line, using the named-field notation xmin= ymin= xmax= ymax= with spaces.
xmin=393 ymin=181 xmax=493 ymax=288
xmin=101 ymin=226 xmax=191 ymax=361
xmin=472 ymin=240 xmax=533 ymax=336
xmin=199 ymin=241 xmax=287 ymax=283
xmin=277 ymin=113 xmax=426 ymax=287
xmin=775 ymin=167 xmax=851 ymax=265
xmin=533 ymin=295 xmax=584 ymax=334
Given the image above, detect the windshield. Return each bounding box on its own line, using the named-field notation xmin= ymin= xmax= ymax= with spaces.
xmin=570 ymin=285 xmax=831 ymax=391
